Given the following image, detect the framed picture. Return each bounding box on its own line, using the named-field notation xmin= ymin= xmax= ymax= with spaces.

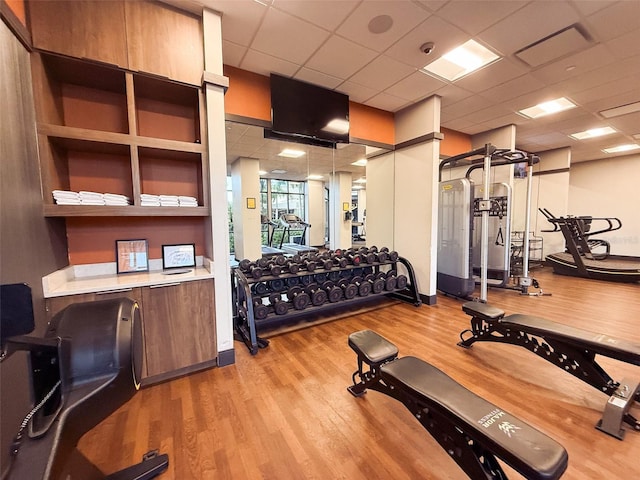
xmin=162 ymin=243 xmax=196 ymax=271
xmin=246 ymin=197 xmax=256 ymax=209
xmin=115 ymin=239 xmax=149 ymax=274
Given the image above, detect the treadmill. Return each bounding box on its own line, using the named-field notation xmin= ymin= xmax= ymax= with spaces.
xmin=277 ymin=214 xmax=318 ymax=255
xmin=540 ymin=208 xmax=640 ymax=282
xmin=261 ymin=215 xmax=286 ymax=257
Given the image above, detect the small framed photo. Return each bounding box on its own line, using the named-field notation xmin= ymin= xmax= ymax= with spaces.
xmin=162 ymin=243 xmax=196 ymax=271
xmin=246 ymin=197 xmax=256 ymax=209
xmin=116 ymin=239 xmax=149 ymax=274
xmin=343 ymin=202 xmax=350 ymax=212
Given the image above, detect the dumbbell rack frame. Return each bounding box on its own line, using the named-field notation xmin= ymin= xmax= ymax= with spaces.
xmin=232 ymin=256 xmax=422 ymax=355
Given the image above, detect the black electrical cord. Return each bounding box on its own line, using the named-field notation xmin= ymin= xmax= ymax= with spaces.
xmin=1 ymin=379 xmax=61 ymax=480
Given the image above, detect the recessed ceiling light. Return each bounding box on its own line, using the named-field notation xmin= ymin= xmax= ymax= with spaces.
xmin=271 ymin=169 xmax=287 ymax=174
xmin=633 ymin=133 xmax=640 ymax=140
xmin=307 ymin=174 xmax=324 ymax=180
xmin=351 ymin=159 xmax=367 ymax=166
xmin=354 ymin=177 xmax=367 ymax=184
xmin=518 ymin=97 xmax=577 ymax=119
xmin=602 ymin=144 xmax=640 ymax=154
xmin=600 ymin=101 xmax=640 ymax=118
xmin=278 ymin=148 xmax=305 ymax=158
xmin=259 ymin=170 xmax=268 ymax=175
xmin=352 ymin=185 xmax=364 ymax=190
xmin=420 ymin=39 xmax=500 ymax=82
xmin=569 ymin=126 xmax=616 ymax=140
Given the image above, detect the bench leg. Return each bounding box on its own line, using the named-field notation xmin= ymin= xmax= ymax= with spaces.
xmin=596 ymin=378 xmax=640 ymax=440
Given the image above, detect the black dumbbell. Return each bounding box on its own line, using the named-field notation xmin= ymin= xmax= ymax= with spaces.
xmin=264 ymin=261 xmax=283 ymax=276
xmin=300 ymin=275 xmax=313 ymax=286
xmin=385 ymin=270 xmax=408 ymax=290
xmin=350 ymin=276 xmax=371 ymax=297
xmin=384 ymin=270 xmax=398 ymax=291
xmin=284 ymin=260 xmax=300 ymax=274
xmin=272 ymin=255 xmax=287 ymax=266
xmin=300 ymin=257 xmax=317 ymax=272
xmin=286 ymin=276 xmax=300 ymax=287
xmin=337 ymin=278 xmax=358 ymax=299
xmin=251 ymin=282 xmax=269 ymax=295
xmin=314 ymin=272 xmax=328 ymax=284
xmin=366 ymin=273 xmax=385 ymax=294
xmin=252 ymin=297 xmax=269 ymax=321
xmin=321 ymin=281 xmax=343 ymax=303
xmin=380 ymin=247 xmax=399 ymax=262
xmin=345 ymin=251 xmax=363 ymax=266
xmin=287 ymin=286 xmax=310 ymax=310
xmin=238 ymin=259 xmax=263 ymax=279
xmin=328 ymin=271 xmax=341 ymax=282
xmin=268 ymin=293 xmax=289 ymax=315
xmin=305 ymin=283 xmax=328 ymax=306
xmin=358 ymin=248 xmax=376 ymax=264
xmin=267 ymin=278 xmax=286 ymax=292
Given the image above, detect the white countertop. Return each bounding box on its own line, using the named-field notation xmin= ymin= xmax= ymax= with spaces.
xmin=43 ymin=258 xmax=215 ymax=298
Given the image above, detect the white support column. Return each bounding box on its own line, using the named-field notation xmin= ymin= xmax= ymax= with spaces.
xmin=329 ymin=171 xmax=353 ymax=250
xmin=202 ymin=9 xmax=234 ymax=365
xmin=366 ymin=151 xmax=395 ymax=249
xmin=393 ymin=95 xmax=442 ymax=304
xmin=307 ymin=179 xmax=326 ymax=247
xmin=231 ymin=157 xmax=261 ymax=261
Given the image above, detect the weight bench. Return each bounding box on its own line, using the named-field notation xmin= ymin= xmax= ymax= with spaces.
xmin=348 ymin=330 xmax=568 ymax=480
xmin=459 ymin=301 xmax=640 ymax=440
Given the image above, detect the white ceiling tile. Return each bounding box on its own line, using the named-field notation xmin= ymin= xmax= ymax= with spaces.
xmin=479 ymin=74 xmax=545 ymax=103
xmin=347 ymin=55 xmax=416 ymax=91
xmin=336 ymin=80 xmax=379 ymax=104
xmin=385 ymin=71 xmax=446 ymax=101
xmin=478 ymin=1 xmax=580 ymax=55
xmin=251 ymin=7 xmax=330 ymax=64
xmin=336 ymin=0 xmax=431 ymax=52
xmin=385 ymin=15 xmax=468 ymax=69
xmin=441 ymin=95 xmax=493 ymax=122
xmin=584 ymin=0 xmax=640 ymax=42
xmin=529 ymin=44 xmax=616 ymax=86
xmin=436 ymin=0 xmax=527 ymax=36
xmin=570 ymin=0 xmax=615 ymax=17
xmin=294 ymin=68 xmax=343 ymax=90
xmin=305 ymin=36 xmax=378 ymax=79
xmin=413 ymin=0 xmax=448 ymax=13
xmin=435 ymin=84 xmax=475 ymax=107
xmin=240 ymin=49 xmax=299 ymax=77
xmin=441 ymin=117 xmax=477 ymax=132
xmin=463 ymin=104 xmax=516 ymax=125
xmin=570 ymin=76 xmax=640 ymax=107
xmin=454 ymin=58 xmax=528 ymax=93
xmin=364 ymin=92 xmax=410 ymax=112
xmin=222 ymin=40 xmax=247 ymax=67
xmin=605 ymin=30 xmax=640 ymax=60
xmin=271 ymin=0 xmax=358 ymax=31
xmin=205 ymin=0 xmax=269 ymax=46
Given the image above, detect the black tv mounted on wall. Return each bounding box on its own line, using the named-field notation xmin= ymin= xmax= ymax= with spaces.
xmin=270 ymin=73 xmax=350 ymax=147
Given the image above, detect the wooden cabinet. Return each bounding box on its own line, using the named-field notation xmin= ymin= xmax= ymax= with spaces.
xmin=45 ymin=279 xmax=216 ymax=384
xmin=141 ymin=279 xmax=216 ymax=379
xmin=28 ymin=0 xmax=203 ymax=86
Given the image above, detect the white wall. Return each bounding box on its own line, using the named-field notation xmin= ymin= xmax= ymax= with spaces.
xmin=568 ymin=155 xmax=640 ymax=256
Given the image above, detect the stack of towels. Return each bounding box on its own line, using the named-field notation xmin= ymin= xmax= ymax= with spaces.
xmin=52 ymin=190 xmax=81 ymax=205
xmin=140 ymin=194 xmax=198 ymax=207
xmin=52 ymin=190 xmax=131 ymax=206
xmin=140 ymin=193 xmax=161 ymax=206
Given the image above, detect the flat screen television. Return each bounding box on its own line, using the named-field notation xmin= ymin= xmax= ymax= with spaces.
xmin=270 ymin=74 xmax=350 ymax=146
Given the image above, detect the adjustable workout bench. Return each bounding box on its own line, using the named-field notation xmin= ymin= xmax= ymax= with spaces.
xmin=348 ymin=330 xmax=568 ymax=480
xmin=459 ymin=301 xmax=640 ymax=440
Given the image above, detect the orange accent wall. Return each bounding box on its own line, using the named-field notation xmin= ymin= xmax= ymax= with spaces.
xmin=441 ymin=127 xmax=472 ymax=157
xmin=223 ymin=65 xmax=271 ymax=122
xmin=6 ymin=0 xmax=26 ymax=26
xmin=223 ymin=65 xmax=395 ymax=145
xmin=66 ymin=217 xmax=206 ymax=264
xmin=348 ymin=102 xmax=394 ymax=145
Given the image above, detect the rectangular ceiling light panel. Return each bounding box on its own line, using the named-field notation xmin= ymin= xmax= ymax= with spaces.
xmin=599 ymin=101 xmax=640 ymax=118
xmin=421 ymin=39 xmax=500 ymax=82
xmin=569 ymin=126 xmax=616 ymax=140
xmin=519 ymin=97 xmax=577 ymax=119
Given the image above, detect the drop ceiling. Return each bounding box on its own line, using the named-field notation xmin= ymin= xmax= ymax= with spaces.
xmin=164 ymin=0 xmax=640 ymax=179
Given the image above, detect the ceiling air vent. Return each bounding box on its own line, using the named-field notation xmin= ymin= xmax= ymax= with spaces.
xmin=515 ymin=25 xmax=592 ymax=67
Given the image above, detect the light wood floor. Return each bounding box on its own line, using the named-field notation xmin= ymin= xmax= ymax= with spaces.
xmin=79 ymin=267 xmax=640 ymax=479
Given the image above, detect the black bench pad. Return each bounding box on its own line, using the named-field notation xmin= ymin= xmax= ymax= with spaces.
xmin=381 ymin=356 xmax=568 ymax=480
xmin=504 ymin=314 xmax=640 ymax=366
xmin=462 ymin=301 xmax=505 ymax=320
xmin=348 ymin=330 xmax=398 ymax=365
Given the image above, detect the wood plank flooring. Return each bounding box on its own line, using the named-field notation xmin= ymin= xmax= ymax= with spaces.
xmin=79 ymin=267 xmax=640 ymax=479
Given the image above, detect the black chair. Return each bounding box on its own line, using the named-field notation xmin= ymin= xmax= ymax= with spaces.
xmin=1 ymin=283 xmax=168 ymax=479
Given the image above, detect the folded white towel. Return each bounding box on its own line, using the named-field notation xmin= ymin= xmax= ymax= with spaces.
xmin=178 ymin=196 xmax=197 ymax=202
xmin=140 ymin=193 xmax=160 ymax=200
xmin=80 ymin=200 xmax=106 ymax=205
xmin=79 ymin=191 xmax=104 ymax=197
xmin=53 ymin=191 xmax=80 ymax=200
xmin=104 ymin=193 xmax=129 ymax=200
xmin=159 ymin=194 xmax=179 ymax=201
xmin=55 ymin=199 xmax=82 ymax=205
xmin=141 ymin=201 xmax=161 ymax=206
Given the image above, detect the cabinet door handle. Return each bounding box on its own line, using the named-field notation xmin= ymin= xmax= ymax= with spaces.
xmin=149 ymin=283 xmax=181 ymax=289
xmin=96 ymin=288 xmax=133 ymax=295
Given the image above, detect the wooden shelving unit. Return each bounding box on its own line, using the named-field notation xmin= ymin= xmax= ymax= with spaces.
xmin=32 ymin=52 xmax=210 ymax=262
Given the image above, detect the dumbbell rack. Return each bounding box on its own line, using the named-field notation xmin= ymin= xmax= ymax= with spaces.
xmin=232 ymin=251 xmax=421 ymax=355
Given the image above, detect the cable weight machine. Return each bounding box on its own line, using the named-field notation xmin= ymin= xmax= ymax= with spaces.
xmin=437 ymin=144 xmax=546 ymax=302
